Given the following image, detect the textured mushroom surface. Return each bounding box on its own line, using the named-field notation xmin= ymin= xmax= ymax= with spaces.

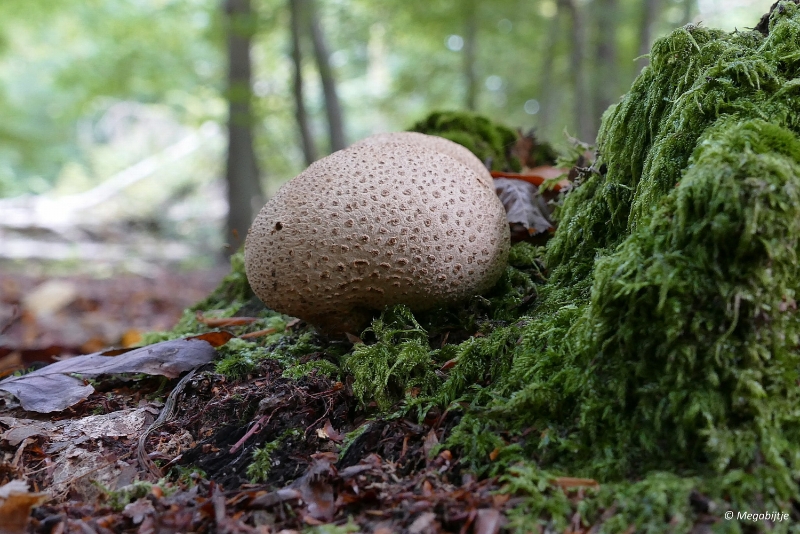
xmin=245 ymin=140 xmax=510 ymax=334
xmin=352 ymin=131 xmax=494 ymax=188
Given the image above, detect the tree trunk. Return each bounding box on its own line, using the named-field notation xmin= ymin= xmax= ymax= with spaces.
xmin=559 ymin=0 xmax=593 ymax=142
xmin=636 ymin=0 xmax=663 ymax=70
xmin=538 ymin=6 xmax=563 ymax=135
xmin=681 ymin=0 xmax=695 ymax=25
xmin=308 ymin=0 xmax=346 ymax=152
xmin=593 ymin=0 xmax=619 ymax=126
xmin=224 ymin=0 xmax=264 ymax=252
xmin=463 ymin=0 xmax=478 ymax=111
xmin=289 ymin=0 xmax=317 ymax=165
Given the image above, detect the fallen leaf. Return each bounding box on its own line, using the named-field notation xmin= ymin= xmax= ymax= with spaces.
xmin=0 ymin=336 xmax=221 ymax=412
xmin=299 ymin=453 xmax=337 ymax=522
xmin=251 ymin=453 xmax=337 ymax=522
xmin=492 ymin=493 xmax=510 ymax=508
xmin=423 ymin=429 xmax=439 ymax=460
xmin=440 ymin=358 xmax=458 ymax=371
xmin=123 ymin=498 xmax=155 ymax=525
xmin=494 ymin=177 xmax=555 ymax=236
xmin=408 ymin=512 xmax=436 ymax=534
xmin=0 ymin=480 xmax=47 ymax=534
xmin=422 ymin=480 xmax=433 ymax=496
xmin=191 ymin=331 xmax=235 ymax=347
xmin=0 ymin=351 xmax=23 ymax=379
xmin=474 ymin=508 xmax=507 ymax=534
xmin=121 ymin=329 xmax=143 ymax=348
xmin=344 ymin=333 xmax=363 ymax=344
xmin=322 ymin=420 xmax=345 ymax=443
xmin=489 ymin=447 xmax=500 ymax=461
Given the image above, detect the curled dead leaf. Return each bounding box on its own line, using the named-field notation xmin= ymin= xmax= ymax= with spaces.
xmin=0 ymin=336 xmax=225 ymax=413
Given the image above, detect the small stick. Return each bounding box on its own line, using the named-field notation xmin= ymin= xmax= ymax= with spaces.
xmin=195 ymin=312 xmax=260 ymax=327
xmin=229 ymin=412 xmax=274 ymax=454
xmin=240 ymin=328 xmax=277 ymax=339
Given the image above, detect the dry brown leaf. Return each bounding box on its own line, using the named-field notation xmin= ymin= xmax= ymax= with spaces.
xmin=0 ymin=480 xmax=47 ymax=534
xmin=191 ymin=331 xmax=235 ymax=347
xmin=322 ymin=420 xmax=345 ymax=443
xmin=344 ymin=333 xmax=363 ymax=345
xmin=423 ymin=429 xmax=439 ymax=460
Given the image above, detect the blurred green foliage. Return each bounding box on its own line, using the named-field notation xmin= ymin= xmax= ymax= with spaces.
xmin=0 ymin=0 xmax=731 ymax=199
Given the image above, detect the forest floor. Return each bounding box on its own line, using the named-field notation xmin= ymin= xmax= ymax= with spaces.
xmin=0 ymin=264 xmax=524 ymax=534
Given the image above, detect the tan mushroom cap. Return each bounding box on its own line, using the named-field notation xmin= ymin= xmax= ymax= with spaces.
xmin=352 ymin=131 xmax=494 ymax=189
xmin=245 ymin=140 xmax=510 ymax=334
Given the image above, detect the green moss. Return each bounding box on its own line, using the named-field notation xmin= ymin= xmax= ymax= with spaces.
xmin=338 ymin=423 xmax=369 ymax=458
xmin=341 ymin=305 xmax=439 ymax=410
xmin=101 ymin=480 xmax=174 ymax=511
xmin=247 ymin=429 xmax=302 ymax=483
xmin=282 ymin=358 xmax=340 ymax=380
xmin=192 ymin=250 xmax=253 ymax=314
xmin=429 ymin=3 xmax=800 ymax=528
xmin=409 ymin=110 xmax=521 ymax=171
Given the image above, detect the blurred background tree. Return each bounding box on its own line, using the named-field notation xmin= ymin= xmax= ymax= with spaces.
xmin=0 ymin=0 xmax=773 ymax=266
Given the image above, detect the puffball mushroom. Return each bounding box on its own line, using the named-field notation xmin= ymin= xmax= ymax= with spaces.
xmin=351 ymin=131 xmax=494 ymax=189
xmin=244 ymin=134 xmax=510 ymax=334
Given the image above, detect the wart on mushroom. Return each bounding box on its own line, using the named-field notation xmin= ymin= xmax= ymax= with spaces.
xmin=244 ymin=132 xmax=510 ymax=334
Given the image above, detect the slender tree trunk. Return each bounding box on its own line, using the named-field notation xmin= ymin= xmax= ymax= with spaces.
xmin=538 ymin=6 xmax=563 ymax=135
xmin=289 ymin=0 xmax=317 ymax=165
xmin=224 ymin=0 xmax=264 ymax=252
xmin=593 ymin=0 xmax=619 ymax=125
xmin=559 ymin=0 xmax=592 ymax=142
xmin=636 ymin=0 xmax=663 ymax=70
xmin=681 ymin=0 xmax=695 ymax=25
xmin=463 ymin=0 xmax=478 ymax=111
xmin=308 ymin=0 xmax=346 ymax=152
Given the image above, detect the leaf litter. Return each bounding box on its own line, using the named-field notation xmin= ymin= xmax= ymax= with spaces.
xmin=0 ymin=332 xmax=231 ymax=412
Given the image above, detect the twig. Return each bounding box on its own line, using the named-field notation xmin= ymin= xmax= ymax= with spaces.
xmin=137 ymin=369 xmax=198 ymax=480
xmin=240 ymin=328 xmax=277 ymax=339
xmin=0 ymin=304 xmax=20 ymax=335
xmin=196 ymin=312 xmax=260 ymax=327
xmin=229 ymin=412 xmax=274 ymax=454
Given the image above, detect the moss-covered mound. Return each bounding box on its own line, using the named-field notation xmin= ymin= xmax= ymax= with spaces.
xmin=409 ymin=110 xmax=522 ymax=171
xmin=496 ymin=0 xmax=800 ymax=475
xmin=415 ymin=2 xmax=800 ymax=528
